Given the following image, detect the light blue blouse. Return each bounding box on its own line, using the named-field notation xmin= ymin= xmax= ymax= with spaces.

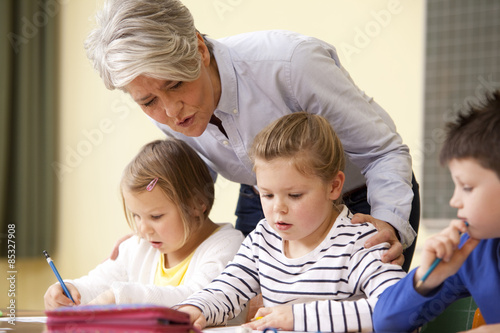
xmin=152 ymin=30 xmax=416 ymax=247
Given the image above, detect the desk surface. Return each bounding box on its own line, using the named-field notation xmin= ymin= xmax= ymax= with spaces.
xmin=1 ymin=314 xmax=249 ymax=333
xmin=0 ymin=310 xmax=46 ymax=332
xmin=1 ymin=319 xmax=250 ymax=333
xmin=0 ymin=312 xmax=351 ymax=333
xmin=1 ymin=318 xmax=294 ymax=333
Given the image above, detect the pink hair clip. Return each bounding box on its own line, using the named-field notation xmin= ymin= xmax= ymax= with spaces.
xmin=146 ymin=177 xmax=158 ymax=192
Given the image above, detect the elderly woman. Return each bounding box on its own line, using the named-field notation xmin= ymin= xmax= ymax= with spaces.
xmin=85 ymin=0 xmax=420 ymax=271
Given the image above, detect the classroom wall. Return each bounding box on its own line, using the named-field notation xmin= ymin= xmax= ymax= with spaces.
xmin=1 ymin=0 xmax=424 ymax=311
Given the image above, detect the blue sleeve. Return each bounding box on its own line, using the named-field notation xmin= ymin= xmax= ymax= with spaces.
xmin=373 ymin=269 xmax=470 ymax=332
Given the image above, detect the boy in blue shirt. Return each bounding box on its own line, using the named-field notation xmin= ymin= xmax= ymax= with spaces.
xmin=373 ymin=91 xmax=500 ymax=332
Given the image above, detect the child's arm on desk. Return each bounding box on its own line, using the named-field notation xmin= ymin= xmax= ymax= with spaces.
xmin=243 ymin=305 xmax=293 ymax=331
xmin=87 ymin=289 xmax=115 ymax=305
xmin=176 ymin=305 xmax=207 ymax=330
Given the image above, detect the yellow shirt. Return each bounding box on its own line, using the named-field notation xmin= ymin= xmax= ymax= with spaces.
xmin=154 ymin=252 xmax=195 ymax=287
xmin=154 ymin=226 xmax=221 ymax=286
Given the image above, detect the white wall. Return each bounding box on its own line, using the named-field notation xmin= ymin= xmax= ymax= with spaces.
xmin=2 ymin=0 xmax=424 ymax=310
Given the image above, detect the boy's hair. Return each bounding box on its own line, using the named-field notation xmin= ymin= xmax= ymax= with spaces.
xmin=440 ymin=90 xmax=500 ymax=178
xmin=250 ymin=112 xmax=345 ymax=202
xmin=121 ymin=139 xmax=214 ymax=242
xmin=85 ymin=0 xmax=213 ymax=90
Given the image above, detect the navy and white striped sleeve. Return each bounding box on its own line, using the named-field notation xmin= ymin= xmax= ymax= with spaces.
xmin=292 ymin=231 xmax=406 ymax=332
xmin=178 ymin=230 xmax=264 ymax=326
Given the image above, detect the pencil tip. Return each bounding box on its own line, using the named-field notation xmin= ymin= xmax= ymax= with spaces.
xmin=415 ymin=280 xmax=423 ymax=289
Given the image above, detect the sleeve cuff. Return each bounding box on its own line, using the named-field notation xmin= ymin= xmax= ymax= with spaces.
xmin=371 ymin=209 xmax=417 ymax=249
xmin=111 ymin=282 xmax=129 ymax=304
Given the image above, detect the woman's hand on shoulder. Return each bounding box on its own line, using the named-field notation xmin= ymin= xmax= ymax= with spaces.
xmin=108 ymin=233 xmax=133 ymax=261
xmin=351 ymin=213 xmax=404 ymax=266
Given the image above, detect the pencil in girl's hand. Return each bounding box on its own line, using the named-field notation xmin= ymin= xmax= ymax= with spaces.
xmin=43 ymin=250 xmax=76 ymax=304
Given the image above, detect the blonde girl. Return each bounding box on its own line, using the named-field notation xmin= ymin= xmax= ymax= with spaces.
xmin=44 ymin=139 xmax=243 ymax=309
xmin=177 ymin=112 xmax=406 ymax=332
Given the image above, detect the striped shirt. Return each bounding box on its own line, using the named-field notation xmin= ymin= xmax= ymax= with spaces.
xmin=179 ymin=206 xmax=406 ymax=332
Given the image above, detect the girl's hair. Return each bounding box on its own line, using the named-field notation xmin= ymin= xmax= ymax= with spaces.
xmin=440 ymin=90 xmax=500 ymax=178
xmin=121 ymin=139 xmax=214 ymax=242
xmin=250 ymin=112 xmax=345 ymax=203
xmin=85 ymin=0 xmax=213 ymax=90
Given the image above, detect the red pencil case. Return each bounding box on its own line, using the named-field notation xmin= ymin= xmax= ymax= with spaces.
xmin=45 ymin=303 xmax=199 ymax=333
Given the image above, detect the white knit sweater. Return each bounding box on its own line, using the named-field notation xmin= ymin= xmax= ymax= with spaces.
xmin=67 ymin=223 xmax=244 ymax=306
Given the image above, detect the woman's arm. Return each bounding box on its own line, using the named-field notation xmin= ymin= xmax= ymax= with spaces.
xmin=288 ymin=38 xmax=415 ymax=249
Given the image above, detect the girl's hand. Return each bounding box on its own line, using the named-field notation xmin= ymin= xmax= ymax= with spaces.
xmin=243 ymin=305 xmax=293 ymax=331
xmin=88 ymin=289 xmax=116 ymax=305
xmin=415 ymin=219 xmax=479 ymax=294
xmin=44 ymin=282 xmax=81 ymax=310
xmin=176 ymin=305 xmax=206 ymax=330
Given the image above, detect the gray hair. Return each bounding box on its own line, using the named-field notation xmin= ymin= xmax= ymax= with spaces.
xmin=85 ymin=0 xmax=208 ymax=90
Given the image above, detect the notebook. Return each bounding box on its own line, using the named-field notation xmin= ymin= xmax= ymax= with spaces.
xmin=45 ymin=303 xmax=200 ymax=332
